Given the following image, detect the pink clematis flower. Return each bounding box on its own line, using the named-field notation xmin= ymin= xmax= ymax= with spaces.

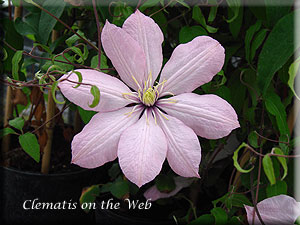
xmin=58 ymin=10 xmax=240 ymax=187
xmin=244 ymin=195 xmax=300 ymax=225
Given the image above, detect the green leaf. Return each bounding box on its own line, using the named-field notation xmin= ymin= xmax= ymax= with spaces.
xmin=264 ymin=0 xmax=292 ymax=27
xmin=288 ymin=56 xmax=300 ymax=101
xmin=226 ymin=0 xmax=241 ymax=23
xmin=65 ymin=30 xmax=87 ymax=47
xmin=263 ymin=154 xmax=276 ymax=185
xmin=257 ymin=10 xmax=300 ymax=96
xmin=112 ymin=2 xmax=133 ymax=27
xmin=79 ymin=185 xmax=100 ymax=213
xmin=188 ymin=214 xmax=215 ymax=225
xmin=0 ymin=128 xmax=18 ymax=139
xmin=232 ymin=143 xmax=254 ymax=173
xmin=155 ymin=174 xmax=176 ymax=192
xmin=108 ymin=163 xmax=121 ymax=180
xmin=192 ymin=6 xmax=218 ymax=33
xmin=264 ymin=91 xmax=289 ymax=135
xmin=72 ymin=71 xmax=82 ymax=88
xmin=19 ymin=132 xmax=40 ymax=162
xmin=52 ymin=81 xmax=65 ymax=104
xmin=230 ymin=193 xmax=252 ymax=208
xmin=12 ymin=50 xmax=23 ymax=80
xmin=245 ymin=20 xmax=262 ymax=62
xmin=273 ymin=147 xmax=288 ymax=180
xmin=88 ymin=85 xmax=101 ymax=108
xmin=211 ymin=207 xmax=228 ymax=225
xmin=248 ymin=131 xmax=259 ymax=148
xmin=266 ymin=180 xmax=287 ymax=198
xmin=229 ymin=5 xmax=243 ymax=38
xmin=208 ymin=6 xmax=218 ymax=23
xmin=38 ymin=0 xmax=66 ymax=44
xmin=110 ymin=178 xmax=129 ymax=199
xmin=14 ymin=17 xmax=37 ymax=36
xmin=33 ymin=43 xmax=52 ymax=55
xmin=90 ymin=53 xmax=108 ymax=70
xmin=139 ymin=0 xmax=160 ymax=11
xmin=249 ymin=29 xmax=268 ymax=62
xmin=78 ymin=107 xmax=97 ymax=124
xmin=179 ymin=26 xmax=207 ymax=44
xmin=9 ymin=117 xmax=25 ymax=131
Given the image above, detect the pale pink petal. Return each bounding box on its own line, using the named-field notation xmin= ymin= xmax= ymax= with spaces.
xmin=157 ymin=93 xmax=240 ymax=139
xmin=71 ymin=106 xmax=142 ymax=168
xmin=58 ymin=69 xmax=134 ymax=112
xmin=101 ymin=20 xmax=147 ymax=91
xmin=159 ymin=36 xmax=225 ymax=95
xmin=118 ymin=109 xmax=168 ymax=187
xmin=154 ymin=108 xmax=201 ymax=178
xmin=123 ymin=10 xmax=164 ymax=84
xmin=244 ymin=195 xmax=300 ymax=225
xmin=144 ymin=177 xmax=193 ymax=201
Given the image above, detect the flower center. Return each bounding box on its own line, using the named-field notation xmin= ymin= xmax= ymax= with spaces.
xmin=142 ymin=87 xmax=156 ymax=106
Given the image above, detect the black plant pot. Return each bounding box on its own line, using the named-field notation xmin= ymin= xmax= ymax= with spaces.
xmin=94 ymin=197 xmax=176 ymax=225
xmin=0 ymin=166 xmax=105 ymax=225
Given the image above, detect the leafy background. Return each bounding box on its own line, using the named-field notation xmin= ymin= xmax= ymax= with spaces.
xmin=0 ymin=0 xmax=300 ymax=224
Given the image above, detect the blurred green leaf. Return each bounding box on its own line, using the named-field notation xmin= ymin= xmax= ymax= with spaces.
xmin=257 ymin=10 xmax=300 ymax=96
xmin=208 ymin=6 xmax=218 ymax=23
xmin=110 ymin=177 xmax=129 ymax=199
xmin=248 ymin=131 xmax=259 ymax=148
xmin=226 ymin=0 xmax=241 ymax=23
xmin=9 ymin=117 xmax=24 ymax=131
xmin=263 ymin=154 xmax=276 ymax=185
xmin=192 ymin=6 xmax=218 ymax=33
xmin=264 ymin=0 xmax=292 ymax=27
xmin=273 ymin=147 xmax=288 ymax=180
xmin=12 ymin=50 xmax=23 ymax=80
xmin=211 ymin=207 xmax=228 ymax=225
xmin=155 ymin=174 xmax=176 ymax=192
xmin=80 ymin=185 xmax=100 ymax=213
xmin=112 ymin=2 xmax=133 ymax=26
xmin=89 ymin=85 xmax=101 ymax=108
xmin=179 ymin=26 xmax=207 ymax=44
xmin=19 ymin=132 xmax=40 ymax=162
xmin=38 ymin=0 xmax=66 ymax=44
xmin=266 ymin=180 xmax=287 ymax=198
xmin=72 ymin=71 xmax=83 ymax=88
xmin=188 ymin=214 xmax=215 ymax=225
xmin=249 ymin=29 xmax=268 ymax=62
xmin=91 ymin=53 xmax=108 ymax=70
xmin=52 ymin=81 xmax=65 ymax=104
xmin=264 ymin=91 xmax=289 ymax=135
xmin=245 ymin=20 xmax=262 ymax=62
xmin=14 ymin=17 xmax=37 ymax=35
xmin=78 ymin=107 xmax=97 ymax=124
xmin=139 ymin=0 xmax=160 ymax=11
xmin=288 ymin=56 xmax=300 ymax=101
xmin=233 ymin=143 xmax=254 ymax=173
xmin=0 ymin=128 xmax=18 ymax=139
xmin=229 ymin=6 xmax=243 ymax=38
xmin=65 ymin=30 xmax=87 ymax=47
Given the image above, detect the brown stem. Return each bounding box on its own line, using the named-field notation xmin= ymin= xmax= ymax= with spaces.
xmin=92 ymin=0 xmax=102 ymax=70
xmin=1 ymin=4 xmax=23 ymax=165
xmin=41 ymin=30 xmax=59 ymax=174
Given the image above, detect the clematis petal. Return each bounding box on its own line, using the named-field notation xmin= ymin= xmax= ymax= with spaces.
xmin=71 ymin=106 xmax=142 ymax=168
xmin=244 ymin=195 xmax=300 ymax=225
xmin=159 ymin=36 xmax=225 ymax=95
xmin=157 ymin=93 xmax=240 ymax=139
xmin=118 ymin=109 xmax=168 ymax=187
xmin=123 ymin=10 xmax=164 ymax=84
xmin=101 ymin=20 xmax=147 ymax=91
xmin=144 ymin=177 xmax=193 ymax=201
xmin=154 ymin=108 xmax=201 ymax=178
xmin=59 ymin=69 xmax=134 ymax=112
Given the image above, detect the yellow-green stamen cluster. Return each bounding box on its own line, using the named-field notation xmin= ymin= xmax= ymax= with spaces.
xmin=142 ymin=87 xmax=156 ymax=106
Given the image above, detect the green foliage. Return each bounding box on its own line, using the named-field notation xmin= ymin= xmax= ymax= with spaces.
xmin=0 ymin=128 xmax=17 ymax=139
xmin=257 ymin=10 xmax=300 ymax=96
xmin=79 ymin=185 xmax=100 ymax=213
xmin=9 ymin=117 xmax=25 ymax=131
xmin=263 ymin=154 xmax=276 ymax=185
xmin=232 ymin=143 xmax=254 ymax=173
xmin=155 ymin=174 xmax=176 ymax=192
xmin=19 ymin=132 xmax=40 ymax=162
xmin=88 ymin=85 xmax=101 ymax=108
